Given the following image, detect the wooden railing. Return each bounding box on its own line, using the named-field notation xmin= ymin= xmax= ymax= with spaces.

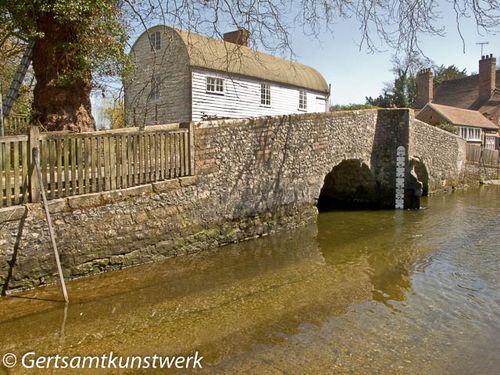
xmin=0 ymin=124 xmax=194 ymax=208
xmin=466 ymin=144 xmax=499 ymax=167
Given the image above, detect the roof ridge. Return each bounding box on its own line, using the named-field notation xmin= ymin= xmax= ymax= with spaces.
xmin=172 ymin=26 xmax=313 ymax=70
xmin=424 ymin=102 xmax=499 ymax=130
xmin=164 ymin=25 xmax=329 ymax=93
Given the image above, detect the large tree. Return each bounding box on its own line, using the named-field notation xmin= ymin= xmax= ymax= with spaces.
xmin=1 ymin=1 xmax=127 ymax=132
xmin=1 ymin=0 xmax=499 ymax=131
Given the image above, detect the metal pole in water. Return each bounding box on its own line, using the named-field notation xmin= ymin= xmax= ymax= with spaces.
xmin=33 ymin=147 xmax=69 ymax=303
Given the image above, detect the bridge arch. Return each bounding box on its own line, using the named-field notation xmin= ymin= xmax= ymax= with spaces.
xmin=410 ymin=157 xmax=429 ymax=197
xmin=317 ymin=159 xmax=380 ymax=211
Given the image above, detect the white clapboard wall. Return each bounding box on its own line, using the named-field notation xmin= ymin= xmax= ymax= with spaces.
xmin=191 ymin=69 xmax=328 ymax=121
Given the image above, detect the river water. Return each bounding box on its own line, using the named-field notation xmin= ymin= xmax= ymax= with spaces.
xmin=0 ymin=186 xmax=499 ymax=374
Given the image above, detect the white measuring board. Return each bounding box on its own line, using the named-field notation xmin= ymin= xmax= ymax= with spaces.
xmin=395 ymin=146 xmax=406 ymax=209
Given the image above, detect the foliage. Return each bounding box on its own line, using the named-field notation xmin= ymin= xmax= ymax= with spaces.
xmin=330 ymin=104 xmax=378 ymax=111
xmin=433 ymin=121 xmax=458 ymax=134
xmin=4 ymin=114 xmax=30 ymax=135
xmin=365 ymin=72 xmax=415 ymax=109
xmin=1 ymin=1 xmax=128 ymax=85
xmin=0 ymin=37 xmax=33 ymax=116
xmin=365 ymin=52 xmax=425 ymax=108
xmin=433 ymin=64 xmax=467 ymax=85
xmin=105 ymin=99 xmax=125 ymax=129
xmin=365 ymin=92 xmax=394 ymax=108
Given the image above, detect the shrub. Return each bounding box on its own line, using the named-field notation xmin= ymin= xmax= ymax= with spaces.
xmin=434 ymin=121 xmax=458 ymax=134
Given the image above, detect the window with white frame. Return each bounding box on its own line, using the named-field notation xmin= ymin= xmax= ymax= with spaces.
xmin=206 ymin=77 xmax=224 ymax=94
xmin=261 ymin=83 xmax=271 ymax=106
xmin=299 ymin=90 xmax=307 ymax=110
xmin=150 ymin=31 xmax=161 ymax=51
xmin=459 ymin=126 xmax=481 ymax=141
xmin=485 ymin=135 xmax=496 ymax=150
xmin=149 ymin=76 xmax=160 ymax=101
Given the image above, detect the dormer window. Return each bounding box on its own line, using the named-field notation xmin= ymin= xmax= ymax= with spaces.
xmin=150 ymin=31 xmax=161 ymax=51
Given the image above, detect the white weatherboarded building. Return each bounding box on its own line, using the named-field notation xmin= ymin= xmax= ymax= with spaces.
xmin=125 ymin=25 xmax=330 ymax=126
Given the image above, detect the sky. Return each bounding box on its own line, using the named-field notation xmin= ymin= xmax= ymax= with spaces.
xmin=290 ymin=11 xmax=499 ymax=105
xmin=92 ymin=3 xmax=500 ymax=125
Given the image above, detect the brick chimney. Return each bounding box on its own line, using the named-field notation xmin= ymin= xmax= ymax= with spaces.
xmin=479 ymin=54 xmax=496 ymax=98
xmin=416 ymin=68 xmax=433 ymax=108
xmin=223 ymin=28 xmax=249 ymax=47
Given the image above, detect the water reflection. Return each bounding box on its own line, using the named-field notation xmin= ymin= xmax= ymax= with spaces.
xmin=316 ymin=209 xmax=432 ymax=306
xmin=0 ymin=186 xmax=498 ymax=374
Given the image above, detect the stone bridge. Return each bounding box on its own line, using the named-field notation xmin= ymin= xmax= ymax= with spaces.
xmin=0 ymin=109 xmax=470 ymax=292
xmin=195 ymin=109 xmax=465 ymax=215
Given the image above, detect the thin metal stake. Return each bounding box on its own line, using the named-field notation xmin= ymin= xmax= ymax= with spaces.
xmin=33 ymin=147 xmax=69 ymax=303
xmin=0 ymin=87 xmax=4 ymax=137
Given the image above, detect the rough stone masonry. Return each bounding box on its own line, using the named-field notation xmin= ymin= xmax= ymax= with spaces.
xmin=0 ymin=109 xmax=477 ymax=292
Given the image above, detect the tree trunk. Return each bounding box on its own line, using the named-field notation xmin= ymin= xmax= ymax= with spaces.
xmin=31 ymin=14 xmax=95 ymax=132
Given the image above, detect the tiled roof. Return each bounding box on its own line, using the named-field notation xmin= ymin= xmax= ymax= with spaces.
xmin=422 ymin=103 xmax=499 ymax=130
xmin=475 ymin=91 xmax=500 ymax=117
xmin=433 ymin=70 xmax=500 ymax=113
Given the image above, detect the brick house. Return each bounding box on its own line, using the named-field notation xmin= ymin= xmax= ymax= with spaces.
xmin=124 ymin=25 xmax=330 ymax=127
xmin=416 ymin=102 xmax=498 ymax=148
xmin=415 ymin=55 xmax=500 ymax=149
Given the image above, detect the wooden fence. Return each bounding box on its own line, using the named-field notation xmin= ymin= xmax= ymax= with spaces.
xmin=0 ymin=135 xmax=29 ymax=206
xmin=0 ymin=124 xmax=194 ymax=208
xmin=4 ymin=115 xmax=30 ymax=135
xmin=466 ymin=144 xmax=499 ymax=167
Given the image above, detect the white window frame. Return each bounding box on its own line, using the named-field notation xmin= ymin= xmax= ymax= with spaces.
xmin=149 ymin=76 xmax=160 ymax=101
xmin=459 ymin=126 xmax=481 ymax=141
xmin=299 ymin=90 xmax=307 ymax=110
xmin=260 ymin=83 xmax=271 ymax=106
xmin=485 ymin=135 xmax=496 ymax=150
xmin=206 ymin=77 xmax=224 ymax=94
xmin=150 ymin=31 xmax=161 ymax=51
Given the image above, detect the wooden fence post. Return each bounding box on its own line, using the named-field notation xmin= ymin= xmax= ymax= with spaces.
xmin=29 ymin=125 xmax=40 ymax=202
xmin=180 ymin=122 xmax=195 ymax=175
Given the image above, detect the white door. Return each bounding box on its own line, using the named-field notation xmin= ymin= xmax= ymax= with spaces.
xmin=316 ymin=97 xmax=327 ymax=112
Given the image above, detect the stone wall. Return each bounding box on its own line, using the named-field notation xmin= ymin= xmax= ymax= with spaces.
xmin=0 ymin=178 xmax=315 ymax=292
xmin=409 ymin=119 xmax=498 ymax=189
xmin=462 ymin=162 xmax=499 ymax=182
xmin=0 ymin=109 xmax=478 ymax=293
xmin=409 ymin=119 xmax=466 ymax=191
